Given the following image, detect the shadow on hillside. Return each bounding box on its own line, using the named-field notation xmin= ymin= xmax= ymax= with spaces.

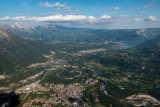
xmin=0 ymin=91 xmax=20 ymax=107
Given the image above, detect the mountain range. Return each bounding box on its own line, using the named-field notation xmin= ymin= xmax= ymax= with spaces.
xmin=2 ymin=24 xmax=160 ymax=43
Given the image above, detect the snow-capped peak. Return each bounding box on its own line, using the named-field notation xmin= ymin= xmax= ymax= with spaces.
xmin=12 ymin=23 xmax=35 ymax=30
xmin=1 ymin=23 xmax=35 ymax=32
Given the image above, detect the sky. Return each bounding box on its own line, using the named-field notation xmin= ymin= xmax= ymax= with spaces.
xmin=0 ymin=0 xmax=160 ymax=29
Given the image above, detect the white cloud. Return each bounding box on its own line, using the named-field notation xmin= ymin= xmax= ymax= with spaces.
xmin=134 ymin=18 xmax=140 ymax=21
xmin=40 ymin=13 xmax=60 ymax=16
xmin=0 ymin=15 xmax=134 ymax=23
xmin=39 ymin=2 xmax=72 ymax=11
xmin=88 ymin=16 xmax=96 ymax=20
xmin=39 ymin=2 xmax=59 ymax=8
xmin=0 ymin=16 xmax=27 ymax=21
xmin=114 ymin=7 xmax=120 ymax=10
xmin=0 ymin=16 xmax=11 ymax=20
xmin=0 ymin=15 xmax=96 ymax=22
xmin=56 ymin=8 xmax=61 ymax=11
xmin=104 ymin=7 xmax=120 ymax=12
xmin=0 ymin=15 xmax=107 ymax=24
xmin=1 ymin=14 xmax=157 ymax=28
xmin=144 ymin=4 xmax=154 ymax=7
xmin=69 ymin=10 xmax=82 ymax=15
xmin=144 ymin=16 xmax=157 ymax=21
xmin=1 ymin=14 xmax=159 ymax=29
xmin=35 ymin=15 xmax=87 ymax=21
xmin=101 ymin=15 xmax=111 ymax=19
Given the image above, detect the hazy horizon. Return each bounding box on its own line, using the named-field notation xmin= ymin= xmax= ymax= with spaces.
xmin=0 ymin=0 xmax=160 ymax=29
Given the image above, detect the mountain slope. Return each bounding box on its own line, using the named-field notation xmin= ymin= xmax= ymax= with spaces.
xmin=135 ymin=35 xmax=160 ymax=50
xmin=129 ymin=35 xmax=160 ymax=59
xmin=2 ymin=24 xmax=160 ymax=43
xmin=0 ymin=28 xmax=52 ymax=74
xmin=132 ymin=35 xmax=160 ymax=75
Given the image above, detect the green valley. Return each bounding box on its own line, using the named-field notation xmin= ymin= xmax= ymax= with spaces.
xmin=0 ymin=27 xmax=160 ymax=106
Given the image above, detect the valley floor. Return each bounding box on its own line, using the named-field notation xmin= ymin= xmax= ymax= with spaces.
xmin=0 ymin=42 xmax=160 ymax=107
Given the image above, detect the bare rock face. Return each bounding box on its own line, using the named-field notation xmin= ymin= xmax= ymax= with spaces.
xmin=125 ymin=94 xmax=160 ymax=107
xmin=0 ymin=27 xmax=11 ymax=40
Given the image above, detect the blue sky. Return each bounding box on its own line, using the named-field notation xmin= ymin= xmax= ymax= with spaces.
xmin=0 ymin=0 xmax=160 ymax=29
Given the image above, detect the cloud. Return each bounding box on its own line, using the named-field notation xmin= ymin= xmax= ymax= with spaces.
xmin=39 ymin=2 xmax=59 ymax=8
xmin=104 ymin=7 xmax=120 ymax=12
xmin=1 ymin=14 xmax=157 ymax=28
xmin=0 ymin=16 xmax=27 ymax=21
xmin=39 ymin=2 xmax=72 ymax=11
xmin=35 ymin=15 xmax=88 ymax=21
xmin=1 ymin=14 xmax=159 ymax=29
xmin=101 ymin=15 xmax=111 ymax=19
xmin=112 ymin=15 xmax=130 ymax=19
xmin=56 ymin=8 xmax=61 ymax=11
xmin=144 ymin=0 xmax=156 ymax=8
xmin=40 ymin=13 xmax=60 ymax=16
xmin=133 ymin=18 xmax=141 ymax=22
xmin=0 ymin=15 xmax=97 ymax=23
xmin=0 ymin=15 xmax=135 ymax=23
xmin=0 ymin=15 xmax=112 ymax=25
xmin=69 ymin=10 xmax=82 ymax=15
xmin=144 ymin=4 xmax=154 ymax=7
xmin=144 ymin=16 xmax=157 ymax=21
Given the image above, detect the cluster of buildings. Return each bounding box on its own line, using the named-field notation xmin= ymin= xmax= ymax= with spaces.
xmin=49 ymin=83 xmax=85 ymax=106
xmin=72 ymin=48 xmax=106 ymax=56
xmin=15 ymin=81 xmax=47 ymax=94
xmin=17 ymin=83 xmax=86 ymax=107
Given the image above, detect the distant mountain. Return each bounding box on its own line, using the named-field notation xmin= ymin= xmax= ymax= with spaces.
xmin=2 ymin=24 xmax=160 ymax=43
xmin=1 ymin=23 xmax=35 ymax=32
xmin=0 ymin=28 xmax=52 ymax=74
